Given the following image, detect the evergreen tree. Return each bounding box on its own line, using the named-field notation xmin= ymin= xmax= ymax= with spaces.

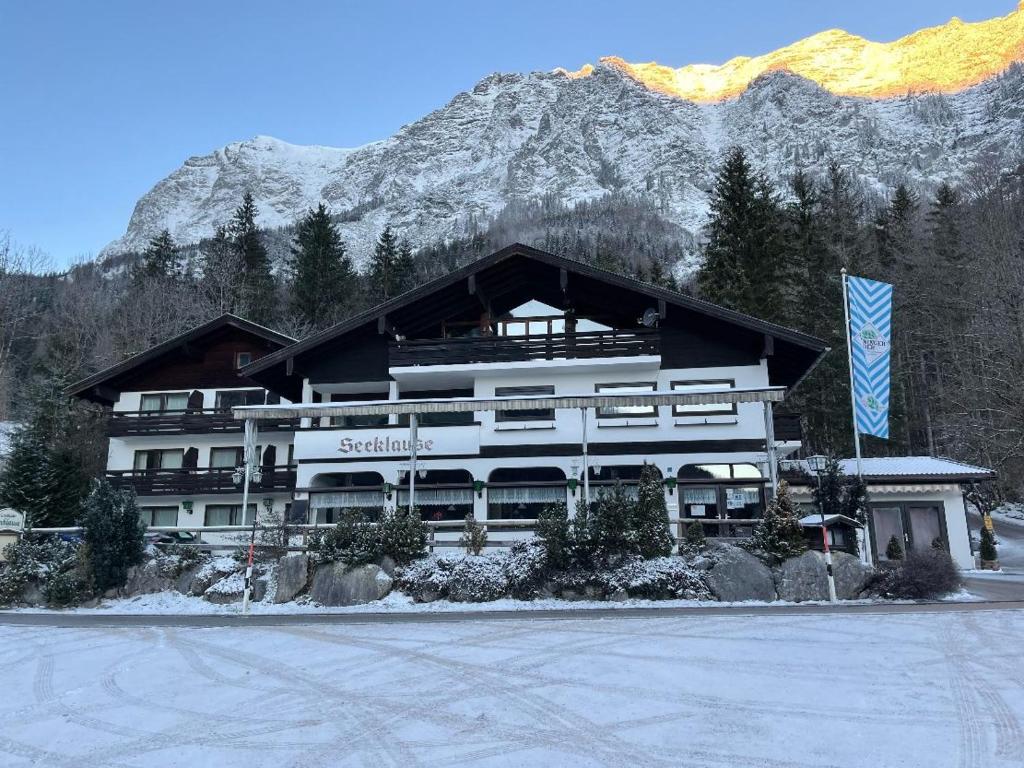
xmin=885 ymin=535 xmax=905 ymax=561
xmin=367 ymin=225 xmax=415 ymax=304
xmin=684 ymin=520 xmax=706 ymax=551
xmin=288 ymin=203 xmax=355 ymax=329
xmin=979 ymin=525 xmax=998 ymax=563
xmin=537 ymin=502 xmax=572 ymax=569
xmin=0 ymin=373 xmax=94 ymax=527
xmin=749 ymin=481 xmax=807 ymax=565
xmin=811 ymin=456 xmax=868 ymax=525
xmin=138 ymin=229 xmax=177 ymax=281
xmin=230 ymin=192 xmax=276 ymax=323
xmin=591 ymin=484 xmax=634 ymax=559
xmin=630 ymin=464 xmax=674 ymax=558
xmin=459 ymin=513 xmax=487 ymax=555
xmin=697 ymin=147 xmax=786 ymax=322
xmin=79 ymin=479 xmax=145 ymax=592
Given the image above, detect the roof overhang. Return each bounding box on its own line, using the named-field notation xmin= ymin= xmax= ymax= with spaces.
xmin=233 ymin=385 xmax=786 ymax=420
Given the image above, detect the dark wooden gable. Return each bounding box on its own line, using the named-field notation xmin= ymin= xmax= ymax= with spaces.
xmin=68 ymin=315 xmax=294 ymax=405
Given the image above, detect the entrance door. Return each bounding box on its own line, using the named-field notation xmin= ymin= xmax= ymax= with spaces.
xmin=872 ymin=506 xmax=905 ymax=561
xmin=871 ymin=503 xmax=947 ymax=560
xmin=907 ymin=505 xmax=944 ymax=553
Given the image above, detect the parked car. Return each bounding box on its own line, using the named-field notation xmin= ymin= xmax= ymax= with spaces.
xmin=144 ymin=530 xmax=197 ymax=547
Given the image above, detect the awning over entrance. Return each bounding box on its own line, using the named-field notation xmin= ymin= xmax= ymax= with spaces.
xmin=232 ymin=386 xmax=786 ymax=420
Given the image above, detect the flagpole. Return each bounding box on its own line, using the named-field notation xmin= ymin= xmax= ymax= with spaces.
xmin=841 ymin=268 xmax=864 ymax=478
xmin=842 ymin=268 xmax=872 ymax=566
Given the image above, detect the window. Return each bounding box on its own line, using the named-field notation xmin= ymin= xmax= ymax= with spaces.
xmin=139 ymin=392 xmax=189 ymax=412
xmin=210 ymin=447 xmax=244 ymax=468
xmin=235 ymin=351 xmax=253 ymax=369
xmin=329 ymin=392 xmax=390 ymax=428
xmin=495 ymin=385 xmax=555 ymax=422
xmin=595 ymin=382 xmax=656 ymax=418
xmin=204 ymin=504 xmax=256 ymax=526
xmin=215 ymin=389 xmax=265 ymax=411
xmin=133 ymin=449 xmax=184 ymax=470
xmin=487 ymin=467 xmax=566 ymax=519
xmin=671 ymin=380 xmax=736 ymax=416
xmin=139 ymin=506 xmax=178 ymax=526
xmin=679 ymin=464 xmax=766 ymax=539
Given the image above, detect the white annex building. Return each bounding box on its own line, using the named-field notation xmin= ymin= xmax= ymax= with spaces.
xmin=69 ymin=244 xmax=992 ymax=566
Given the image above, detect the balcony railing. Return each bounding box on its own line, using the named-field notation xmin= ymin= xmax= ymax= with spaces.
xmin=389 ymin=329 xmax=660 ymax=367
xmin=109 ymin=409 xmax=299 ymax=437
xmin=106 ymin=466 xmax=297 ymax=496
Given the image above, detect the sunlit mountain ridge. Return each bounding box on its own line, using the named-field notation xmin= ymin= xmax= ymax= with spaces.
xmin=562 ymin=2 xmax=1024 ymax=101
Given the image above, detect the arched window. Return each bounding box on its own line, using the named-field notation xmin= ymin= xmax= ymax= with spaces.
xmin=585 ymin=464 xmax=661 ymax=500
xmin=397 ymin=469 xmax=473 ymax=521
xmin=309 ymin=471 xmax=385 ymax=523
xmin=487 ymin=467 xmax=567 ymax=520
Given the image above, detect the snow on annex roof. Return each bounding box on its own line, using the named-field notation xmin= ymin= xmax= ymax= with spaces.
xmin=838 ymin=457 xmax=994 ymax=479
xmin=786 ymin=456 xmax=995 ymax=483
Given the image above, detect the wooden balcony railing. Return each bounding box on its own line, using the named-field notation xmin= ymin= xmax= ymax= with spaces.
xmin=106 ymin=466 xmax=297 ymax=496
xmin=109 ymin=409 xmax=299 ymax=437
xmin=389 ymin=329 xmax=660 ymax=367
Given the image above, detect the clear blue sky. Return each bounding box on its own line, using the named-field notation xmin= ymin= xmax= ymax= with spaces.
xmin=0 ymin=0 xmax=1015 ymax=266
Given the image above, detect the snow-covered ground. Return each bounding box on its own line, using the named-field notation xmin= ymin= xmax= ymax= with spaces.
xmin=2 ymin=609 xmax=1021 ymax=767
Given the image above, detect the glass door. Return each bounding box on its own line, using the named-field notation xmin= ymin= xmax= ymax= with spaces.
xmin=907 ymin=505 xmax=944 ymax=553
xmin=872 ymin=506 xmax=906 ymax=561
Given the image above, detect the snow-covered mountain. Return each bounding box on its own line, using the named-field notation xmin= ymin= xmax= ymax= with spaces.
xmin=103 ymin=5 xmax=1024 ymax=263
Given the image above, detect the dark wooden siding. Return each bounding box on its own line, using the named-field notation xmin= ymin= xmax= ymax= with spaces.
xmin=118 ymin=329 xmax=278 ymax=391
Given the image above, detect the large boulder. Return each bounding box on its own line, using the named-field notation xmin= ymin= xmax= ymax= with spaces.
xmin=274 ymin=554 xmax=309 ymax=603
xmin=310 ymin=562 xmax=392 ymax=606
xmin=775 ymin=550 xmax=873 ymax=602
xmin=832 ymin=552 xmax=873 ymax=599
xmin=203 ymin=572 xmax=245 ymax=604
xmin=705 ymin=544 xmax=776 ymax=602
xmin=188 ymin=557 xmax=237 ymax=596
xmin=122 ymin=561 xmax=174 ymax=596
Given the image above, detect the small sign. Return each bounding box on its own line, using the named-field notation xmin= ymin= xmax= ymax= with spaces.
xmin=726 ymin=489 xmax=746 ymax=510
xmin=690 ymin=504 xmax=706 ymax=518
xmin=984 ymin=514 xmax=994 ymax=532
xmin=0 ymin=508 xmax=25 ymax=532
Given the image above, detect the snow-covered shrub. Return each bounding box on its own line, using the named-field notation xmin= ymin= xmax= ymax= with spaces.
xmin=682 ymin=520 xmax=706 ymax=552
xmin=448 ymin=556 xmax=508 ymax=602
xmin=377 ymin=507 xmax=428 ymax=564
xmin=0 ymin=536 xmax=80 ymax=606
xmin=79 ymin=479 xmax=145 ymax=593
xmin=604 ymin=556 xmax=712 ymax=600
xmin=979 ymin=526 xmax=998 ymax=562
xmin=590 ymin=484 xmax=634 ymax=559
xmin=867 ymin=549 xmax=963 ymax=599
xmin=885 ymin=535 xmax=905 ymax=560
xmin=395 ymin=555 xmax=457 ymax=601
xmin=503 ymin=540 xmax=548 ymax=598
xmin=307 ymin=509 xmax=378 ymax=565
xmin=43 ymin=569 xmax=80 ymax=607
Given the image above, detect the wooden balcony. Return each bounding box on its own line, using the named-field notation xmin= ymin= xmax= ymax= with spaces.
xmin=106 ymin=466 xmax=296 ymax=496
xmin=109 ymin=409 xmax=299 ymax=437
xmin=389 ymin=329 xmax=660 ymax=367
xmin=772 ymin=413 xmax=803 ymax=442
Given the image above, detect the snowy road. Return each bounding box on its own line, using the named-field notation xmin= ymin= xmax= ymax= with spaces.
xmin=2 ymin=610 xmax=1022 ymax=767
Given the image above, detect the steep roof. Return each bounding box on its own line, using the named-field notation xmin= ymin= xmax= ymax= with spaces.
xmin=242 ymin=243 xmax=828 ymax=398
xmin=67 ymin=314 xmax=295 ymax=405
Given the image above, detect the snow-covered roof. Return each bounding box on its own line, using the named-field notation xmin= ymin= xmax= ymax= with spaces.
xmin=836 ymin=457 xmax=994 ymax=479
xmin=798 ymin=514 xmax=863 ymax=528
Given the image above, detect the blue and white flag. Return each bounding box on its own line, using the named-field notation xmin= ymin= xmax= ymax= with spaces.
xmin=846 ymin=275 xmax=893 ymax=439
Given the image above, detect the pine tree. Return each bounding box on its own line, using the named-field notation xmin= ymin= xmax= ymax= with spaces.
xmin=885 ymin=535 xmax=905 ymax=561
xmin=630 ymin=464 xmax=674 ymax=558
xmin=537 ymin=502 xmax=572 ymax=569
xmin=459 ymin=514 xmax=487 ymax=555
xmin=138 ymin=229 xmax=177 ymax=281
xmin=367 ymin=225 xmax=412 ymax=304
xmin=0 ymin=373 xmax=94 ymax=527
xmin=288 ymin=203 xmax=355 ymax=329
xmin=749 ymin=481 xmax=807 ymax=565
xmin=230 ymin=192 xmax=276 ymax=323
xmin=697 ymin=147 xmax=786 ymax=322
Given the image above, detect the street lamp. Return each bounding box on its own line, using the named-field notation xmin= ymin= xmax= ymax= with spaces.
xmin=806 ymin=455 xmax=838 ymax=603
